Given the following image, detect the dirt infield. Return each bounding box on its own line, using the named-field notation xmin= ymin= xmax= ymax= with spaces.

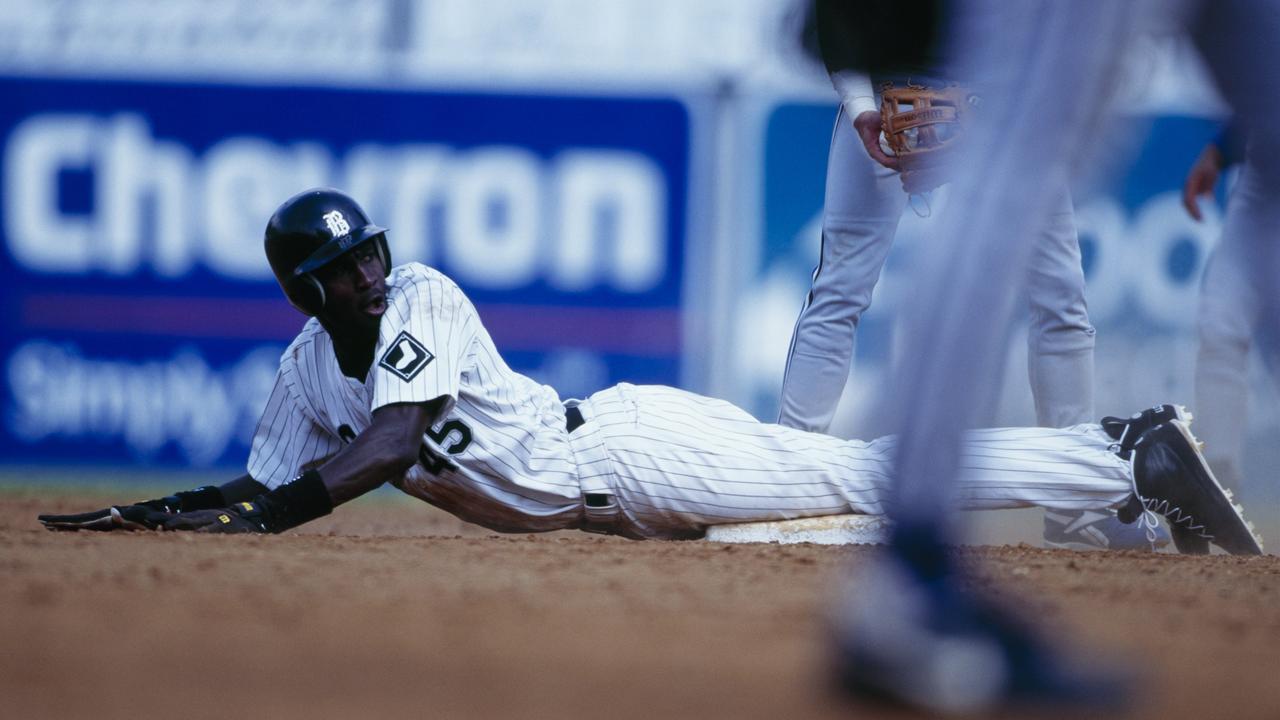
xmin=4 ymin=487 xmax=1279 ymax=720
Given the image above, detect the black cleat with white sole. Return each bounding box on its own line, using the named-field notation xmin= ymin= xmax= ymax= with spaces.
xmin=1131 ymin=420 xmax=1264 ymax=556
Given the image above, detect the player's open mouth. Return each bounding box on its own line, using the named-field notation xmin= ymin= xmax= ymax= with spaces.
xmin=362 ymin=295 xmax=386 ymax=316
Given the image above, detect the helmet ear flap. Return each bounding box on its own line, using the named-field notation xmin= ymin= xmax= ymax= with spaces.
xmin=286 ymin=274 xmax=326 ymax=316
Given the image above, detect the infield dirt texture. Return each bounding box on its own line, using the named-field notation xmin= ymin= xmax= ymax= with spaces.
xmin=4 ymin=485 xmax=1279 ymax=720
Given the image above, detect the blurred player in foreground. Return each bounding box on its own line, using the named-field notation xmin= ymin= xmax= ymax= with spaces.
xmin=37 ymin=189 xmax=1260 ymax=555
xmin=783 ymin=0 xmax=1167 ymax=552
xmin=822 ymin=0 xmax=1280 ymax=713
xmin=1183 ymin=124 xmax=1279 ymax=496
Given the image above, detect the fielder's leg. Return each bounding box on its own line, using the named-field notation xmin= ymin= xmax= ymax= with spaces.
xmin=777 ymin=107 xmax=906 ymax=432
xmin=1021 ymin=184 xmax=1167 ymax=549
xmin=1190 ymin=0 xmax=1280 ymax=505
xmin=1025 ymin=183 xmax=1096 ymax=430
xmin=840 ymin=0 xmax=1141 ymax=711
xmin=1193 ymin=229 xmax=1257 ymax=496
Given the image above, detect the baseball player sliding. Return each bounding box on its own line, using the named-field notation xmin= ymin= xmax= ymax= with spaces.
xmin=38 ymin=189 xmax=1262 ymax=555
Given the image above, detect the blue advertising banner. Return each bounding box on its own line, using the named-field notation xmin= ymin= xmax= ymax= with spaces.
xmin=0 ymin=77 xmax=690 ymax=467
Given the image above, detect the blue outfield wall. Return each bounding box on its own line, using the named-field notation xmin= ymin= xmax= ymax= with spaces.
xmin=0 ymin=77 xmax=690 ymax=468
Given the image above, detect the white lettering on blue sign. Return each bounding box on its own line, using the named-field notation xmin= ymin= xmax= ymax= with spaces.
xmin=2 ymin=112 xmax=668 ymax=292
xmin=6 ymin=341 xmax=280 ymax=466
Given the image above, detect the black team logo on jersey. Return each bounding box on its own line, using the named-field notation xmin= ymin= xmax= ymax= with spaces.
xmin=378 ymin=331 xmax=433 ymax=382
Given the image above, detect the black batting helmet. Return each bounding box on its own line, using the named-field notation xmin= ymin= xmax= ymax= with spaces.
xmin=264 ymin=188 xmax=391 ymax=315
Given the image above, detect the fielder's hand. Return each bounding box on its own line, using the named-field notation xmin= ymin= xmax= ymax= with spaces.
xmin=878 ymin=82 xmax=977 ymax=194
xmin=161 ymin=502 xmax=270 ymax=534
xmin=852 ymin=110 xmax=901 ymax=171
xmin=1181 ymin=143 xmax=1224 ymax=222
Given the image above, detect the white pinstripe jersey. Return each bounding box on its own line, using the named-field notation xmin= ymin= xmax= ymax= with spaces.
xmin=246 ymin=263 xmax=583 ymax=532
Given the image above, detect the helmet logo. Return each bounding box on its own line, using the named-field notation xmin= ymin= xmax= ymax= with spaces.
xmin=322 ymin=210 xmax=351 ymax=238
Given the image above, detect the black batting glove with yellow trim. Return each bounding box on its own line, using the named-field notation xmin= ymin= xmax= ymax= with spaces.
xmin=39 ymin=486 xmax=227 ymax=532
xmin=161 ymin=472 xmax=332 ymax=535
xmin=161 ymin=501 xmax=272 ymax=534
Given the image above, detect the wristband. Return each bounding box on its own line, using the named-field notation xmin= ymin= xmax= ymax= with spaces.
xmin=254 ymin=470 xmax=333 ymax=533
xmin=142 ymin=485 xmax=226 ymax=513
xmin=174 ymin=485 xmax=227 ymax=511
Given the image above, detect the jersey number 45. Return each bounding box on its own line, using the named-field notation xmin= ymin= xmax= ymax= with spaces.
xmin=418 ymin=419 xmax=473 ymax=475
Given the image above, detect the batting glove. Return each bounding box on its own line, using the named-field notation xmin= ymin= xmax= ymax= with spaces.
xmin=162 ymin=471 xmax=332 ymax=535
xmin=161 ymin=502 xmax=271 ymax=534
xmin=39 ymin=486 xmax=226 ymax=532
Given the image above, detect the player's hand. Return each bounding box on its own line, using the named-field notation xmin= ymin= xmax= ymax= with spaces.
xmin=1181 ymin=143 xmax=1224 ymax=222
xmin=38 ymin=486 xmax=226 ymax=532
xmin=161 ymin=503 xmax=270 ymax=534
xmin=39 ymin=503 xmax=173 ymax=531
xmin=852 ymin=110 xmax=901 ymax=171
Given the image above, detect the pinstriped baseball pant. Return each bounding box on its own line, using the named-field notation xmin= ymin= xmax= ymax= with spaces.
xmin=567 ymin=383 xmax=1131 ymax=540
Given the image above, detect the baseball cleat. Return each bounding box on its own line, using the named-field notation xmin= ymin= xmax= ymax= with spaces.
xmin=1101 ymin=404 xmax=1190 ymax=460
xmin=832 ymin=552 xmax=1128 ymax=714
xmin=1042 ymin=509 xmax=1171 ymax=552
xmin=1130 ymin=420 xmax=1264 ymax=555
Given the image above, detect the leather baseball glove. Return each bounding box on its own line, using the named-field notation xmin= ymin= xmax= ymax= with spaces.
xmin=879 ymin=82 xmax=979 ymax=194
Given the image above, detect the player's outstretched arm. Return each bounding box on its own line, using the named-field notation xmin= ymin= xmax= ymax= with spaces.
xmin=37 ymin=474 xmax=270 ymax=532
xmin=162 ymin=399 xmax=444 ymax=534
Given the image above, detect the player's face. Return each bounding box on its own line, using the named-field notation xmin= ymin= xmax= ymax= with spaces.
xmin=313 ymin=243 xmax=387 ymax=336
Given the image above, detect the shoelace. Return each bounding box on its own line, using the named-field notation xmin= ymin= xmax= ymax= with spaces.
xmin=1105 ymin=414 xmax=1145 ymax=459
xmin=1104 ymin=406 xmax=1183 ymax=458
xmin=1121 ymin=462 xmax=1213 ymax=546
xmin=1118 ymin=464 xmax=1164 ymax=546
xmin=1141 ymin=496 xmax=1212 ymax=539
xmin=1100 ymin=420 xmax=1157 ymax=545
xmin=1135 ymin=505 xmax=1161 ymax=546
xmin=1114 ymin=422 xmax=1132 ymax=454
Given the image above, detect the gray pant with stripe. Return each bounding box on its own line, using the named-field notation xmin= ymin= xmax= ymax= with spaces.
xmin=1194 ymin=145 xmax=1280 ymax=494
xmin=777 ymin=105 xmax=1096 ymax=433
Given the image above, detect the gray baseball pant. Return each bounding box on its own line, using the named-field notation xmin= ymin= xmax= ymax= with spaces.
xmin=777 ymin=104 xmax=1095 ymax=435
